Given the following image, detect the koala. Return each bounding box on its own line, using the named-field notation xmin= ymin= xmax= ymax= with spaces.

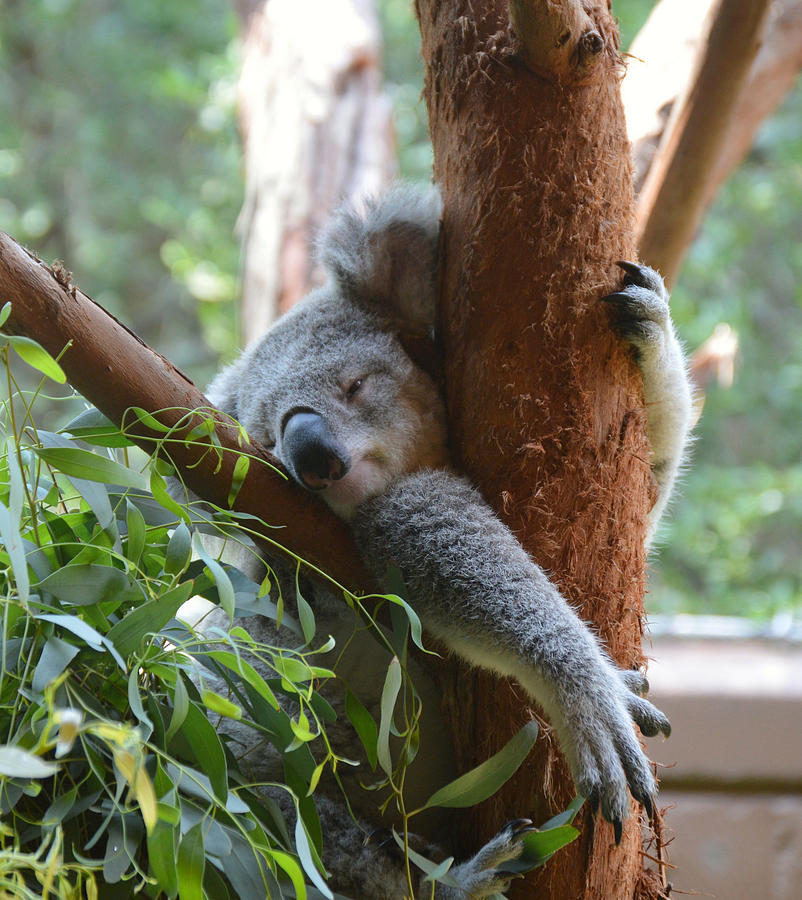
xmin=204 ymin=184 xmax=693 ymax=898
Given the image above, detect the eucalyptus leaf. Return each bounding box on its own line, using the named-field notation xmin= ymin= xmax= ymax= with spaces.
xmin=32 ymin=634 xmax=79 ymax=694
xmin=345 ymin=689 xmax=378 ymax=771
xmin=33 ymin=445 xmax=146 ymax=489
xmin=176 ymin=822 xmax=206 ymax=900
xmin=5 ymin=334 xmax=66 ymax=382
xmin=0 ymin=499 xmax=29 ymax=604
xmin=377 ymin=657 xmax=402 ymax=777
xmin=423 ymin=720 xmax=539 ymax=810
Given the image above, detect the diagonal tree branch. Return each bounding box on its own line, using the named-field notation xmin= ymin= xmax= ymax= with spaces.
xmin=0 ymin=229 xmax=375 ymax=594
xmin=634 ymin=0 xmax=774 ymax=286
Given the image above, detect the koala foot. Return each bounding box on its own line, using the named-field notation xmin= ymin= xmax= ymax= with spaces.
xmin=560 ymin=665 xmax=670 ymax=842
xmin=438 ymin=819 xmax=534 ymax=899
xmin=602 ymin=261 xmax=671 ymax=358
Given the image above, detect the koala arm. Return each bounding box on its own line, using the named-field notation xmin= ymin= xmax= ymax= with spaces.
xmin=604 ymin=263 xmax=695 ymax=544
xmin=351 ymin=470 xmax=669 ymax=834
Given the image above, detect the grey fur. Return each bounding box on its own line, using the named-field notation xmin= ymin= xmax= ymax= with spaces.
xmin=206 ymin=184 xmax=693 ymax=898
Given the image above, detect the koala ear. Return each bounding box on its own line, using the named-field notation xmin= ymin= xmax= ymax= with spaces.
xmin=317 ymin=183 xmax=442 ymax=335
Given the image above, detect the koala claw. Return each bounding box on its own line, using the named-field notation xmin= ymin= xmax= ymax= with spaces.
xmin=602 ymin=262 xmax=671 ymax=353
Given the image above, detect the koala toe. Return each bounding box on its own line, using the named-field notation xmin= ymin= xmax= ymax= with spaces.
xmin=619 ymin=669 xmax=650 ymax=697
xmin=626 ymin=693 xmax=671 ymax=738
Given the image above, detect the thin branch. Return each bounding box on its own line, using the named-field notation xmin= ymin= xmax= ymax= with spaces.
xmin=0 ymin=229 xmax=375 ymax=594
xmin=635 ymin=0 xmax=774 ymax=286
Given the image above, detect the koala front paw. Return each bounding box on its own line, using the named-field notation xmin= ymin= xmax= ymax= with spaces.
xmin=559 ymin=667 xmax=670 ymax=842
xmin=602 ymin=261 xmax=670 ymax=358
xmin=440 ymin=820 xmax=534 ymax=899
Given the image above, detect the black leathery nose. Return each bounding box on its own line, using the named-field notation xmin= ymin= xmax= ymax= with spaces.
xmin=282 ymin=411 xmax=351 ymax=489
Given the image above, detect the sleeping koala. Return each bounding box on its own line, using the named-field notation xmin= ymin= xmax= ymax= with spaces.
xmin=205 ymin=184 xmax=693 ymax=898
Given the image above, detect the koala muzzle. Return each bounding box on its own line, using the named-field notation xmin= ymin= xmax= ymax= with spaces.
xmin=282 ymin=410 xmax=351 ymax=491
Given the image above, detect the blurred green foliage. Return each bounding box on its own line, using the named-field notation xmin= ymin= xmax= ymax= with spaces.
xmin=0 ymin=0 xmax=242 ymax=384
xmin=1 ymin=0 xmax=800 ymax=620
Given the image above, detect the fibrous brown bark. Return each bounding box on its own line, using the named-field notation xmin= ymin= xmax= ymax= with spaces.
xmin=635 ymin=0 xmax=774 ymax=286
xmin=416 ymin=1 xmax=660 ymax=897
xmin=0 ymin=231 xmax=374 ymax=595
xmin=235 ymin=0 xmax=395 ymax=344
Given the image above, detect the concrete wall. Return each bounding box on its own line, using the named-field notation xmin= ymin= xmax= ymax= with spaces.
xmin=646 ymin=636 xmax=802 ymax=899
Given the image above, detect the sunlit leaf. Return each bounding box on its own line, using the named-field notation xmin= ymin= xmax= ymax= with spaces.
xmin=5 ymin=334 xmax=66 ymax=382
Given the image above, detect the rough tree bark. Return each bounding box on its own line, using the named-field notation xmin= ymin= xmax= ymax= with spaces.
xmin=0 ymin=232 xmax=375 ymax=595
xmin=416 ymin=1 xmax=664 ymax=898
xmin=234 ymin=0 xmax=395 ymax=344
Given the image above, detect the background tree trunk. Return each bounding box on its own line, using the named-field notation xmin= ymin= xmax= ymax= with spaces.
xmin=234 ymin=0 xmax=395 ymax=344
xmin=416 ymin=1 xmax=662 ymax=897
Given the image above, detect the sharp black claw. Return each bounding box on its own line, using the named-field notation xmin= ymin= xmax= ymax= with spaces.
xmin=643 ymin=795 xmax=654 ymax=820
xmin=601 ymin=292 xmax=635 ymax=306
xmin=589 ymin=794 xmax=600 ymax=816
xmin=613 ymin=819 xmax=623 ymax=846
xmin=616 ymin=260 xmax=643 ymax=277
xmin=504 ymin=818 xmax=533 ymax=832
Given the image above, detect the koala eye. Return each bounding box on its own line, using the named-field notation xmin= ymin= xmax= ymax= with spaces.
xmin=346 ymin=377 xmax=364 ymax=400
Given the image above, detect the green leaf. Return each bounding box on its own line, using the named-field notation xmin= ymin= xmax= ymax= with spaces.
xmin=176 ymin=822 xmax=205 ymax=900
xmin=166 ymin=672 xmax=190 ymax=744
xmin=422 ymin=720 xmax=539 ymax=810
xmin=36 ymin=563 xmax=136 ymax=606
xmin=32 ymin=635 xmax=79 ymax=694
xmin=539 ymin=794 xmax=584 ymax=830
xmin=345 ymin=689 xmax=378 ymax=770
xmin=179 ymin=701 xmax=228 ymax=804
xmin=272 ymin=849 xmax=308 ymax=900
xmin=296 ymin=571 xmax=316 ymax=645
xmin=0 ymin=499 xmax=29 ymax=604
xmin=0 ymin=301 xmax=10 ymax=326
xmin=165 ymin=523 xmax=192 ymax=575
xmin=0 ymin=746 xmax=58 ymax=778
xmin=107 ymin=581 xmax=195 ymax=657
xmin=125 ymin=499 xmax=147 ymax=565
xmin=33 ymin=445 xmax=146 ymax=488
xmin=65 ymin=407 xmax=131 ymax=448
xmin=294 ymin=815 xmax=333 ymax=900
xmin=147 ymin=819 xmax=179 ymax=897
xmin=126 ymin=406 xmax=173 ymax=434
xmin=377 ymin=657 xmax=402 ymax=777
xmin=65 ymin=475 xmax=115 ymax=532
xmin=390 ymin=831 xmax=461 ymax=889
xmin=192 ymin=534 xmax=234 ymax=620
xmin=499 ymin=824 xmax=580 ymax=873
xmin=200 ymin=689 xmax=242 ymax=720
xmin=5 ymin=334 xmax=66 ymax=382
xmin=227 ymin=453 xmax=249 ymax=507
xmin=151 ymin=469 xmax=191 ymax=522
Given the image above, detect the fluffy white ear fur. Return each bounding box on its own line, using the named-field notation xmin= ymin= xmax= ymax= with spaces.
xmin=316 ymin=183 xmax=442 ymax=334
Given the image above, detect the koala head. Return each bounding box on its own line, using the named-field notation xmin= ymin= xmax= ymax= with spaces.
xmin=208 ymin=185 xmax=448 ymax=519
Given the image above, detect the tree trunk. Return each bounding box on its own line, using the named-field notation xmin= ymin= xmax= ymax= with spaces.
xmin=234 ymin=0 xmax=395 ymax=344
xmin=416 ymin=1 xmax=662 ymax=897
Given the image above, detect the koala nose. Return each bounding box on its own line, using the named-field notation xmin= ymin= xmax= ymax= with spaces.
xmin=282 ymin=411 xmax=351 ymax=490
